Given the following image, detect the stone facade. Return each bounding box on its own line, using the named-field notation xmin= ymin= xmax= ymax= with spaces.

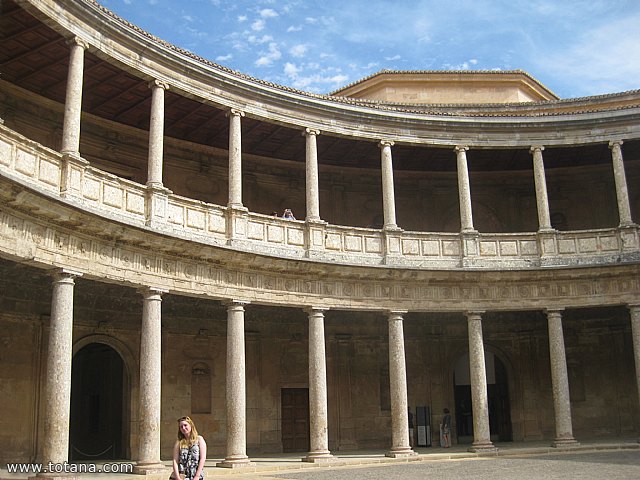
xmin=1 ymin=0 xmax=640 ymax=473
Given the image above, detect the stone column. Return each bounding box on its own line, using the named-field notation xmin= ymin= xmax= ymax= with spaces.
xmin=609 ymin=141 xmax=633 ymax=227
xmin=228 ymin=109 xmax=245 ymax=208
xmin=218 ymin=301 xmax=252 ymax=467
xmin=380 ymin=140 xmax=398 ymax=230
xmin=455 ymin=146 xmax=475 ymax=232
xmin=42 ymin=269 xmax=81 ymax=468
xmin=546 ymin=309 xmax=579 ymax=447
xmin=628 ymin=304 xmax=640 ymax=443
xmin=146 ymin=80 xmax=169 ymax=188
xmin=466 ymin=311 xmax=496 ymax=452
xmin=304 ymin=128 xmax=321 ymax=222
xmin=530 ymin=146 xmax=553 ymax=231
xmin=134 ymin=287 xmax=167 ymax=474
xmin=386 ymin=310 xmax=415 ymax=457
xmin=304 ymin=308 xmax=333 ymax=462
xmin=61 ymin=37 xmax=88 ymax=157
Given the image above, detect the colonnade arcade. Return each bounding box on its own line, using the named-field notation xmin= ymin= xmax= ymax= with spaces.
xmin=55 ymin=38 xmax=636 ymax=238
xmin=21 ymin=260 xmax=640 ymax=471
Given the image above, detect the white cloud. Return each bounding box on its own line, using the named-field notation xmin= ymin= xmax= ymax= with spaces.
xmin=535 ymin=13 xmax=640 ymax=96
xmin=182 ymin=15 xmax=195 ymax=22
xmin=252 ymin=19 xmax=265 ymax=31
xmin=287 ymin=25 xmax=302 ymax=32
xmin=385 ymin=55 xmax=401 ymax=61
xmin=260 ymin=8 xmax=278 ymax=19
xmin=238 ymin=15 xmax=247 ymax=22
xmin=216 ymin=54 xmax=233 ymax=62
xmin=290 ymin=44 xmax=307 ymax=58
xmin=305 ymin=17 xmax=318 ymax=24
xmin=248 ymin=34 xmax=273 ymax=44
xmin=255 ymin=42 xmax=282 ymax=66
xmin=284 ymin=62 xmax=300 ymax=76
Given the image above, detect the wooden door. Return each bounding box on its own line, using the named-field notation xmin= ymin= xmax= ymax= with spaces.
xmin=281 ymin=388 xmax=309 ymax=452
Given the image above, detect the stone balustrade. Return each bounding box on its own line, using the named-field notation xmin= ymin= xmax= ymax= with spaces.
xmin=1 ymin=124 xmax=638 ymax=271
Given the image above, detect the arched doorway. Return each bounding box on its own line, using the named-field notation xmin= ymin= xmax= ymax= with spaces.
xmin=70 ymin=343 xmax=126 ymax=460
xmin=453 ymin=351 xmax=512 ymax=443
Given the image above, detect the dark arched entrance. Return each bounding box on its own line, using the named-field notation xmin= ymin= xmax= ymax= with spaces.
xmin=453 ymin=351 xmax=512 ymax=443
xmin=70 ymin=343 xmax=126 ymax=460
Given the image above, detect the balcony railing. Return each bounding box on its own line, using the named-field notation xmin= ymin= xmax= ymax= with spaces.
xmin=1 ymin=124 xmax=638 ymax=270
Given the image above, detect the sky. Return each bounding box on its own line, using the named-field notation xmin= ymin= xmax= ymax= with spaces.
xmin=100 ymin=0 xmax=640 ymax=99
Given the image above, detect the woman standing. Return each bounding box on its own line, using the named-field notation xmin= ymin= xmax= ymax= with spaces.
xmin=172 ymin=416 xmax=207 ymax=480
xmin=442 ymin=408 xmax=452 ymax=448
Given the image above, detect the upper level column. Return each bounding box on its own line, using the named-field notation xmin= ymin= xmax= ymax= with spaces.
xmin=228 ymin=109 xmax=245 ymax=208
xmin=380 ymin=140 xmax=398 ymax=230
xmin=386 ymin=310 xmax=415 ymax=458
xmin=609 ymin=141 xmax=633 ymax=227
xmin=455 ymin=146 xmax=475 ymax=233
xmin=304 ymin=128 xmax=322 ymax=222
xmin=146 ymin=80 xmax=169 ymax=188
xmin=546 ymin=308 xmax=579 ymax=447
xmin=134 ymin=287 xmax=167 ymax=475
xmin=465 ymin=310 xmax=496 ymax=452
xmin=530 ymin=146 xmax=553 ymax=231
xmin=61 ymin=37 xmax=88 ymax=158
xmin=42 ymin=269 xmax=82 ymax=468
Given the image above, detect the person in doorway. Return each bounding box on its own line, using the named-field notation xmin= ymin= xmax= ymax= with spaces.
xmin=442 ymin=408 xmax=452 ymax=448
xmin=283 ymin=208 xmax=296 ymax=220
xmin=172 ymin=416 xmax=207 ymax=480
xmin=408 ymin=407 xmax=414 ymax=448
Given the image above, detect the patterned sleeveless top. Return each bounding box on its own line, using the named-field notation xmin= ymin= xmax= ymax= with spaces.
xmin=179 ymin=439 xmax=203 ymax=480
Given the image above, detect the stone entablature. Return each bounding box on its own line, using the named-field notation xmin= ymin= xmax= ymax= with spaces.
xmin=2 ymin=125 xmax=638 ymax=272
xmin=14 ymin=1 xmax=640 ymax=148
xmin=1 ymin=125 xmax=639 ymax=312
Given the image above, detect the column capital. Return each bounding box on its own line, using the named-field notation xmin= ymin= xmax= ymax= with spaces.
xmin=148 ymin=79 xmax=169 ymax=91
xmin=66 ymin=36 xmax=89 ymax=49
xmin=51 ymin=268 xmax=83 ymax=282
xmin=305 ymin=306 xmax=329 ymax=315
xmin=455 ymin=145 xmax=469 ymax=153
xmin=387 ymin=309 xmax=408 ymax=320
xmin=303 ymin=127 xmax=320 ymax=137
xmin=224 ymin=299 xmax=250 ymax=309
xmin=138 ymin=286 xmax=168 ymax=299
xmin=627 ymin=303 xmax=640 ymax=311
xmin=608 ymin=140 xmax=624 ymax=149
xmin=530 ymin=145 xmax=545 ymax=154
xmin=545 ymin=308 xmax=565 ymax=315
xmin=228 ymin=108 xmax=245 ymax=118
xmin=379 ymin=139 xmax=394 ymax=148
xmin=464 ymin=310 xmax=484 ymax=320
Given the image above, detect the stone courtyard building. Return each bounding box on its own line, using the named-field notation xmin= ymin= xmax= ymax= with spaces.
xmin=1 ymin=0 xmax=640 ymax=473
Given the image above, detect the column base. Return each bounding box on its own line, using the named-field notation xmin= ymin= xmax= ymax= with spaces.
xmin=385 ymin=447 xmax=417 ymax=458
xmin=468 ymin=440 xmax=498 ymax=453
xmin=216 ymin=455 xmax=253 ymax=468
xmin=552 ymin=437 xmax=580 ymax=448
xmin=303 ymin=451 xmax=334 ymax=463
xmin=132 ymin=463 xmax=170 ymax=479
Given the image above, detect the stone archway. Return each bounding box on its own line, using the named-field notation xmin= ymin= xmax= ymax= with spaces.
xmin=453 ymin=350 xmax=513 ymax=443
xmin=70 ymin=343 xmax=127 ymax=460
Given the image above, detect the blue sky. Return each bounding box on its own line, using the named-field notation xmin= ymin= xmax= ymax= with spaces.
xmin=101 ymin=0 xmax=640 ymax=99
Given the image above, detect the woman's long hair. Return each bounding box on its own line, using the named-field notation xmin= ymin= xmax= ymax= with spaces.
xmin=177 ymin=416 xmax=199 ymax=448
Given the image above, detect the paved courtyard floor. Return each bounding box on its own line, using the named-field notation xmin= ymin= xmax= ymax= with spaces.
xmin=1 ymin=438 xmax=638 ymax=480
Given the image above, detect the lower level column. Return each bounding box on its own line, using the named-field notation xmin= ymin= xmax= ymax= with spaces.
xmin=628 ymin=304 xmax=640 ymax=443
xmin=466 ymin=311 xmax=496 ymax=452
xmin=134 ymin=287 xmax=167 ymax=475
xmin=304 ymin=308 xmax=334 ymax=462
xmin=546 ymin=309 xmax=579 ymax=447
xmin=41 ymin=270 xmax=81 ymax=472
xmin=386 ymin=310 xmax=416 ymax=457
xmin=217 ymin=301 xmax=252 ymax=468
